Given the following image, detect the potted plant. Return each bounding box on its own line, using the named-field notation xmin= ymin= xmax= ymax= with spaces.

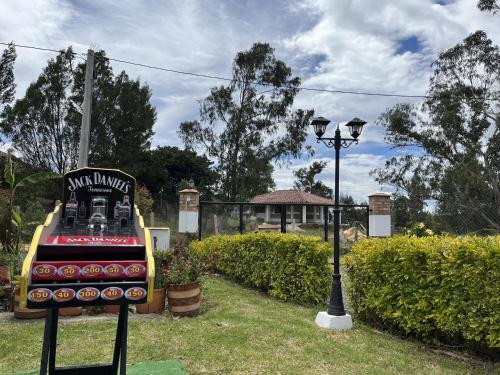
xmin=12 ymin=277 xmax=46 ymax=319
xmin=164 ymin=247 xmax=202 ymax=317
xmin=136 ymin=250 xmax=168 ymax=314
xmin=59 ymin=305 xmax=82 ymax=316
xmin=0 ymin=254 xmax=9 ymax=285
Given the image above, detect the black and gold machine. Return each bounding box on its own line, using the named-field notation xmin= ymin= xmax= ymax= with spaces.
xmin=20 ymin=167 xmax=154 ymax=375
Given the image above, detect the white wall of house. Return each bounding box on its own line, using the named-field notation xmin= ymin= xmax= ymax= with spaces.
xmin=254 ymin=205 xmax=325 ymax=224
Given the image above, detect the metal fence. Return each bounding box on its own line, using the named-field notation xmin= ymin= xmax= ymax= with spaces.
xmin=198 ymin=201 xmax=369 ymax=242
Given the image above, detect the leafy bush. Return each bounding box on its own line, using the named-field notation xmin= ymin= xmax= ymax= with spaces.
xmin=135 ymin=184 xmax=153 ymax=215
xmin=405 ymin=222 xmax=435 ymax=237
xmin=153 ymin=250 xmax=168 ymax=288
xmin=342 ymin=236 xmax=500 ymax=348
xmin=162 ymin=247 xmax=201 ymax=285
xmin=191 ymin=233 xmax=331 ymax=304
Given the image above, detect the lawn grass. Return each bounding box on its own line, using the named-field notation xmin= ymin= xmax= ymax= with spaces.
xmin=0 ymin=276 xmax=497 ymax=374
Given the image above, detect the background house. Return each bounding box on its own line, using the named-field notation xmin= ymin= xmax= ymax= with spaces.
xmin=250 ymin=190 xmax=333 ymax=224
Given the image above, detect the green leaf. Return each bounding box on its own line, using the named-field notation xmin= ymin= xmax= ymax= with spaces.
xmin=3 ymin=153 xmax=14 ymax=188
xmin=11 ymin=209 xmax=21 ymax=227
xmin=15 ymin=172 xmax=60 ymax=189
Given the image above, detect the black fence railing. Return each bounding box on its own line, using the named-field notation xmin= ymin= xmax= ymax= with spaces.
xmin=198 ymin=201 xmax=369 ymax=242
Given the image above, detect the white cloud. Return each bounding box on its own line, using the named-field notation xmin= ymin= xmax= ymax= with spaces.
xmin=273 ymin=153 xmax=392 ymax=203
xmin=1 ymin=0 xmax=499 ymax=193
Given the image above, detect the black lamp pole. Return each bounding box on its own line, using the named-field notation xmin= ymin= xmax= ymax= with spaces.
xmin=311 ymin=116 xmax=366 ymax=316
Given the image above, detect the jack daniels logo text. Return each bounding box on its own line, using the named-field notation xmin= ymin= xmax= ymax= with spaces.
xmin=67 ymin=171 xmax=131 ymax=193
xmin=62 ymin=168 xmax=136 ymax=220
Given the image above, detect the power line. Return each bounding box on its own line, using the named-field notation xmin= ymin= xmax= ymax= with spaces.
xmin=2 ymin=41 xmax=499 ymax=101
xmin=0 ymin=42 xmax=69 ymax=55
xmin=0 ymin=41 xmax=429 ymax=99
xmin=102 ymin=55 xmax=431 ymax=99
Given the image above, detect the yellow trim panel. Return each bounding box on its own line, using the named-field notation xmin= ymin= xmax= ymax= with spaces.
xmin=135 ymin=205 xmax=154 ymax=303
xmin=20 ymin=203 xmax=61 ymax=308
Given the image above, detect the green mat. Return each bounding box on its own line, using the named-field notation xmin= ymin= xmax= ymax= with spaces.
xmin=14 ymin=360 xmax=187 ymax=375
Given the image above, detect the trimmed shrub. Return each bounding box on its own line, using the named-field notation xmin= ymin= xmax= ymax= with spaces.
xmin=191 ymin=233 xmax=331 ymax=304
xmin=342 ymin=236 xmax=500 ymax=348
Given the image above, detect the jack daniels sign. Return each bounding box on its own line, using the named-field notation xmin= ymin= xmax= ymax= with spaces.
xmin=62 ymin=167 xmax=136 ymax=222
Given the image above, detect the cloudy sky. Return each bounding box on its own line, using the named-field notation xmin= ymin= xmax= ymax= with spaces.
xmin=1 ymin=0 xmax=499 ymax=202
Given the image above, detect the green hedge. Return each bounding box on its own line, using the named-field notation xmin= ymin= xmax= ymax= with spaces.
xmin=342 ymin=236 xmax=500 ymax=348
xmin=191 ymin=233 xmax=331 ymax=304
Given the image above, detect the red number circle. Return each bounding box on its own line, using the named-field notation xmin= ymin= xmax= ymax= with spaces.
xmin=125 ymin=287 xmax=146 ymax=301
xmin=53 ymin=288 xmax=76 ymax=303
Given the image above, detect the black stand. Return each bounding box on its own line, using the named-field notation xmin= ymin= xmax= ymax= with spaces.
xmin=39 ymin=304 xmax=129 ymax=375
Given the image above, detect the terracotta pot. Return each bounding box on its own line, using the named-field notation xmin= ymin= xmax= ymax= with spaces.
xmin=14 ymin=287 xmax=46 ymax=319
xmin=59 ymin=306 xmax=82 ymax=317
xmin=167 ymin=281 xmax=201 ymax=317
xmin=85 ymin=306 xmax=104 ymax=315
xmin=136 ymin=288 xmax=166 ymax=314
xmin=104 ymin=304 xmax=121 ymax=314
xmin=0 ymin=265 xmax=9 ymax=284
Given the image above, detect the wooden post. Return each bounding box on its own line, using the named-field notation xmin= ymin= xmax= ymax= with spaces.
xmin=77 ymin=49 xmax=94 ymax=168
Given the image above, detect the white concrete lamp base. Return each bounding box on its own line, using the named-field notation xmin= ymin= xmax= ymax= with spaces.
xmin=315 ymin=311 xmax=353 ymax=330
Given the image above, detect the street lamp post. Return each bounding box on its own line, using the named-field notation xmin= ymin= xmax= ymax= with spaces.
xmin=311 ymin=116 xmax=366 ymax=329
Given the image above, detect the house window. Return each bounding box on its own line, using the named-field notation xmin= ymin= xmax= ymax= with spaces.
xmin=254 ymin=205 xmax=265 ymax=214
xmin=272 ymin=205 xmax=283 ymax=214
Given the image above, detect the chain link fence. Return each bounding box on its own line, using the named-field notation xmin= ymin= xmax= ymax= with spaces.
xmin=392 ymin=208 xmax=499 ymax=236
xmin=197 ymin=202 xmax=369 ymax=249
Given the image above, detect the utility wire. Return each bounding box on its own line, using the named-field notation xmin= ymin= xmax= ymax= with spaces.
xmin=0 ymin=42 xmax=68 ymax=55
xmin=104 ymin=55 xmax=429 ymax=99
xmin=2 ymin=41 xmax=499 ymax=101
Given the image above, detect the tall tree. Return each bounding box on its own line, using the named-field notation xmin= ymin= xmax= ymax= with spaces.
xmin=1 ymin=49 xmax=156 ymax=175
xmin=137 ymin=146 xmax=218 ymax=203
xmin=372 ymin=31 xmax=500 ymax=231
xmin=0 ymin=43 xmax=16 ymax=114
xmin=67 ymin=51 xmax=156 ymax=175
xmin=293 ymin=161 xmax=333 ymax=198
xmin=179 ymin=42 xmax=314 ymax=201
xmin=478 ymin=0 xmax=499 ymax=14
xmin=1 ymin=48 xmax=78 ymax=173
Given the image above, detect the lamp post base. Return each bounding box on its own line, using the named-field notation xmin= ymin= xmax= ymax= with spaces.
xmin=315 ymin=311 xmax=353 ymax=330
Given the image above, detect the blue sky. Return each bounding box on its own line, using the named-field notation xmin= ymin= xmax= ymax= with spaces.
xmin=1 ymin=0 xmax=499 ymax=202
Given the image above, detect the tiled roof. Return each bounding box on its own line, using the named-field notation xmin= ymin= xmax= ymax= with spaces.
xmin=250 ymin=190 xmax=334 ymax=205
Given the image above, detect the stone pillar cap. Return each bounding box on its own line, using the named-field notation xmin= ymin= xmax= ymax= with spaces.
xmin=368 ymin=192 xmax=391 ymax=197
xmin=179 ymin=188 xmax=198 ymax=193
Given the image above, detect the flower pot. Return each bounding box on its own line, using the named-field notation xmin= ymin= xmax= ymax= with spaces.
xmin=167 ymin=281 xmax=201 ymax=317
xmin=136 ymin=288 xmax=166 ymax=314
xmin=0 ymin=265 xmax=9 ymax=284
xmin=85 ymin=306 xmax=104 ymax=315
xmin=59 ymin=306 xmax=82 ymax=317
xmin=104 ymin=304 xmax=121 ymax=314
xmin=14 ymin=287 xmax=46 ymax=319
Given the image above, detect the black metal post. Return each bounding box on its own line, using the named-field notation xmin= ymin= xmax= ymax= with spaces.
xmin=328 ymin=128 xmax=346 ymax=316
xmin=120 ymin=304 xmax=128 ymax=375
xmin=280 ymin=205 xmax=286 ymax=233
xmin=48 ymin=308 xmax=59 ymax=374
xmin=112 ymin=304 xmax=125 ymax=372
xmin=198 ymin=203 xmax=203 ymax=241
xmin=366 ymin=206 xmax=370 ymax=237
xmin=239 ymin=204 xmax=243 ymax=234
xmin=39 ymin=309 xmax=55 ymax=375
xmin=323 ymin=206 xmax=329 ymax=242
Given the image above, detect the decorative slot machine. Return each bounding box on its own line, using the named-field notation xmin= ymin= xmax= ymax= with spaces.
xmin=19 ymin=167 xmax=154 ymax=375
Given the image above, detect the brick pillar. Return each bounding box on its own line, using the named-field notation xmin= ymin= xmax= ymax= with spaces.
xmin=178 ymin=188 xmax=199 ymax=233
xmin=368 ymin=192 xmax=391 ymax=237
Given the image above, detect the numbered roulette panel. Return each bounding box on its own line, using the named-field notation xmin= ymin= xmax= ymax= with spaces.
xmin=21 ymin=167 xmax=153 ymax=309
xmin=27 ymin=283 xmax=147 ymax=308
xmin=31 ymin=261 xmax=147 ymax=281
